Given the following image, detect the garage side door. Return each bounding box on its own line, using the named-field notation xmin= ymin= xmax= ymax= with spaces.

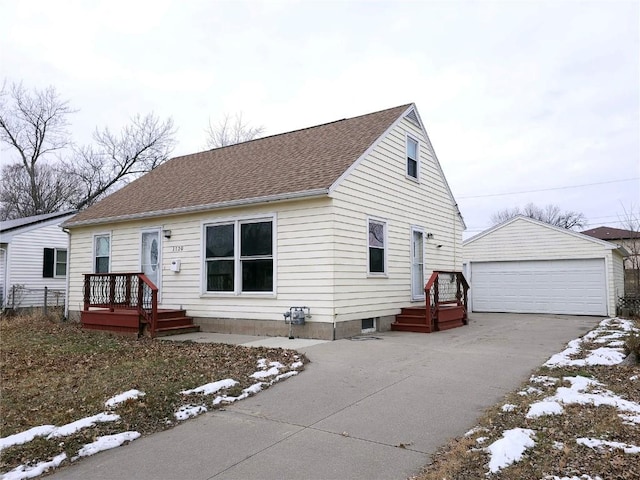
xmin=471 ymin=259 xmax=607 ymax=315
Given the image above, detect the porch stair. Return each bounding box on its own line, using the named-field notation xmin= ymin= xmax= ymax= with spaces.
xmin=81 ymin=308 xmax=200 ymax=337
xmin=392 ymin=306 xmax=434 ymax=333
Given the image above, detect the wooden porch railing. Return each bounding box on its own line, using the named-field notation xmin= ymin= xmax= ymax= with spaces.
xmin=425 ymin=270 xmax=469 ymax=331
xmin=83 ymin=272 xmax=158 ymax=336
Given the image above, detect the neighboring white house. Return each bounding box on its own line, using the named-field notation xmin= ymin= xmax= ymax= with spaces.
xmin=0 ymin=211 xmax=75 ymax=309
xmin=462 ymin=216 xmax=627 ymax=317
xmin=63 ymin=104 xmax=465 ymax=339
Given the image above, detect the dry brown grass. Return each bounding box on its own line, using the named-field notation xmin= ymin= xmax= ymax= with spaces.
xmin=414 ymin=318 xmax=640 ymax=480
xmin=0 ymin=312 xmax=306 ymax=473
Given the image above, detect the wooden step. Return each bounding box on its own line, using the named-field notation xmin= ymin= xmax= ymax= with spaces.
xmin=390 ymin=322 xmax=434 ymax=333
xmin=154 ymin=325 xmax=201 ymax=337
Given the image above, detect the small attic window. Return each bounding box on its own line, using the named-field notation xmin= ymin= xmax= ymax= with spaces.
xmin=407 ymin=136 xmax=419 ymax=179
xmin=405 ymin=109 xmax=420 ymax=126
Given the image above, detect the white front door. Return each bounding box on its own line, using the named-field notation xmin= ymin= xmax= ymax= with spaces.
xmin=411 ymin=229 xmax=425 ymax=300
xmin=141 ymin=229 xmax=161 ymax=291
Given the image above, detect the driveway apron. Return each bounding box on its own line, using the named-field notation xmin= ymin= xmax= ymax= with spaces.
xmin=49 ymin=313 xmax=599 ymax=480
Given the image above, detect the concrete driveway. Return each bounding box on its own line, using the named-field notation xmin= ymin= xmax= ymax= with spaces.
xmin=50 ymin=313 xmax=600 ymax=480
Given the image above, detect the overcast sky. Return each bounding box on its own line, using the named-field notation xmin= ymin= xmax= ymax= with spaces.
xmin=1 ymin=0 xmax=638 ymax=236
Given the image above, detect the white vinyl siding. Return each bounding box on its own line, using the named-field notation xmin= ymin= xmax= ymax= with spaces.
xmin=330 ymin=116 xmax=463 ymax=321
xmin=463 ymin=217 xmax=622 ymax=316
xmin=1 ymin=219 xmax=70 ymax=308
xmin=67 ymin=198 xmax=337 ymax=323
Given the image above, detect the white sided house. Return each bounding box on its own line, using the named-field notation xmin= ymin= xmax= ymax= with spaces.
xmin=462 ymin=216 xmax=627 ymax=317
xmin=0 ymin=211 xmax=75 ymax=310
xmin=63 ymin=104 xmax=466 ymax=339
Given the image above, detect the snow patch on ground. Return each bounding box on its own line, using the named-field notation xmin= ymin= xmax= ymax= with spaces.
xmin=526 ymin=401 xmax=564 ymax=418
xmin=619 ymin=413 xmax=640 ymax=425
xmin=180 ymin=379 xmax=238 ymax=395
xmin=545 ymin=318 xmax=637 ymax=368
xmin=544 ymin=475 xmax=603 ymax=480
xmin=0 ymin=426 xmax=55 ymax=451
xmin=46 ymin=413 xmax=120 ymax=438
xmin=73 ymin=432 xmax=141 ymax=459
xmin=576 ymin=437 xmax=640 ymax=454
xmin=105 ymin=389 xmax=145 ymax=408
xmin=485 ymin=428 xmax=536 ymax=474
xmin=501 ymin=404 xmax=516 ymax=412
xmin=174 ymin=404 xmax=208 ymax=420
xmin=1 ymin=453 xmax=67 ymax=480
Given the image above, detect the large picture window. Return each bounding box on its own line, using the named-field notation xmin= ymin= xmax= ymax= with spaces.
xmin=368 ymin=218 xmax=387 ymax=275
xmin=94 ymin=234 xmax=110 ymax=273
xmin=205 ymin=218 xmax=274 ymax=293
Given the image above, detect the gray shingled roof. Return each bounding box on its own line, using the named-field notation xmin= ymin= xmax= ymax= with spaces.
xmin=65 ymin=104 xmax=411 ymax=227
xmin=1 ymin=210 xmax=76 ymax=234
xmin=581 ymin=226 xmax=638 ymax=240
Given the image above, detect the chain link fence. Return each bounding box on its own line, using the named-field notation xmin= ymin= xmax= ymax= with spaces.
xmin=2 ymin=285 xmax=66 ymax=316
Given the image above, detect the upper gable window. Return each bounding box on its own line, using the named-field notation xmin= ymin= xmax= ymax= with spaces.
xmin=407 ymin=136 xmax=419 ymax=180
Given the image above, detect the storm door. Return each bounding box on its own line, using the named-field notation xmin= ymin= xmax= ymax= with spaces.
xmin=141 ymin=229 xmax=161 ymax=292
xmin=411 ymin=229 xmax=425 ymax=300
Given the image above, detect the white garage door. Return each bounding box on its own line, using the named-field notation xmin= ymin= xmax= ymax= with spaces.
xmin=471 ymin=259 xmax=607 ymax=315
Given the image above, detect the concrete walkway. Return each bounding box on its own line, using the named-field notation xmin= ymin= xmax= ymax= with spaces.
xmin=50 ymin=313 xmax=600 ymax=480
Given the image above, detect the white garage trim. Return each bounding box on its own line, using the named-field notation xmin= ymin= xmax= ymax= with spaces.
xmin=470 ymin=259 xmax=607 ymax=316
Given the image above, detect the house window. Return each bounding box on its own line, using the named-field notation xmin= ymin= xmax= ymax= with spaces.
xmin=407 ymin=136 xmax=419 ymax=179
xmin=368 ymin=218 xmax=386 ymax=274
xmin=43 ymin=248 xmax=67 ymax=278
xmin=205 ymin=218 xmax=274 ymax=293
xmin=94 ymin=234 xmax=110 ymax=273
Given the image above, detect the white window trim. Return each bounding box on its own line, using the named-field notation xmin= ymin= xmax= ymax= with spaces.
xmin=92 ymin=232 xmax=111 ymax=274
xmin=405 ymin=133 xmax=420 ymax=182
xmin=410 ymin=226 xmax=425 ymax=301
xmin=367 ymin=216 xmax=388 ymax=277
xmin=201 ymin=213 xmax=277 ymax=296
xmin=53 ymin=248 xmax=68 ymax=278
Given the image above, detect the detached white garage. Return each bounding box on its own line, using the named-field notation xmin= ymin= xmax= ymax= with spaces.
xmin=463 ymin=216 xmax=627 ymax=317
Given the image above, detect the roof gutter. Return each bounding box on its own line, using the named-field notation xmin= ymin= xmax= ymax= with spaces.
xmin=63 ymin=189 xmax=330 ymax=228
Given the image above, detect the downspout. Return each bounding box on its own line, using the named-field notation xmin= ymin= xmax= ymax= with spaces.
xmin=0 ymin=247 xmax=7 ymax=311
xmin=453 ymin=205 xmax=457 ymax=270
xmin=63 ymin=228 xmax=71 ymax=320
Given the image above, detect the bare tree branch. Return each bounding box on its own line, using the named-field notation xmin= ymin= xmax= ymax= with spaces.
xmin=0 ymin=82 xmax=75 ymax=217
xmin=491 ymin=202 xmax=587 ymax=230
xmin=205 ymin=112 xmax=264 ymax=148
xmin=65 ymin=113 xmax=176 ymax=210
xmin=0 ymin=163 xmax=78 ymax=219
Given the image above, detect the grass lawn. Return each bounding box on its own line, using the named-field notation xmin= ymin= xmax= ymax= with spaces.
xmin=413 ymin=317 xmax=640 ymax=480
xmin=0 ymin=312 xmax=306 ymax=475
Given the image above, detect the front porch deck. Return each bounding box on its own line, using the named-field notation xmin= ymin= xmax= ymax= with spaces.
xmin=391 ymin=271 xmax=469 ymax=333
xmin=81 ymin=273 xmax=200 ymax=337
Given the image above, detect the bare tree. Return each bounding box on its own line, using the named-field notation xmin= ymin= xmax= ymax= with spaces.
xmin=205 ymin=112 xmax=264 ymax=148
xmin=491 ymin=202 xmax=587 ymax=230
xmin=618 ymin=204 xmax=640 ymax=293
xmin=0 ymin=81 xmax=76 ymax=218
xmin=0 ymin=81 xmax=177 ymax=218
xmin=65 ymin=113 xmax=177 ymax=209
xmin=0 ymin=163 xmax=78 ymax=219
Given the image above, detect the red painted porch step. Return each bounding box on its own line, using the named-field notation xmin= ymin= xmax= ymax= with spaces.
xmin=155 ymin=309 xmax=200 ymax=336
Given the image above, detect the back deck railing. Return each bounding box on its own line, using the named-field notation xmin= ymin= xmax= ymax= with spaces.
xmin=83 ymin=273 xmax=158 ymax=336
xmin=425 ymin=271 xmax=469 ymax=331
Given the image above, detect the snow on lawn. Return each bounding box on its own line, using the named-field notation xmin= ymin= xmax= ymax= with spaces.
xmin=73 ymin=432 xmax=142 ymax=459
xmin=104 ymin=389 xmax=145 ymax=408
xmin=1 ymin=356 xmax=306 ymax=480
xmin=1 ymin=453 xmax=67 ymax=480
xmin=176 ymin=358 xmax=302 ymax=417
xmin=485 ymin=428 xmax=536 ymax=473
xmin=477 ymin=317 xmax=638 ymax=476
xmin=545 ymin=318 xmax=637 ymax=368
xmin=576 ymin=437 xmax=640 ymax=454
